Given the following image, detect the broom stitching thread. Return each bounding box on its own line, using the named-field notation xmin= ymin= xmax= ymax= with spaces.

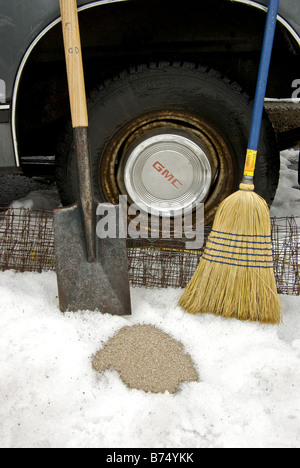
xmin=205 ymin=247 xmax=273 ymax=257
xmin=208 ymin=239 xmax=273 ymax=250
xmin=211 ymin=229 xmax=271 ymax=238
xmin=202 ymin=256 xmax=275 ymax=268
xmin=203 ymin=252 xmax=274 ymax=264
xmin=209 ymin=235 xmax=272 ymax=245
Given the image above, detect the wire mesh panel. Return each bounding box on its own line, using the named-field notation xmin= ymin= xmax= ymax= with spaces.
xmin=127 ymin=239 xmax=204 ymax=289
xmin=0 ymin=207 xmax=55 ymax=273
xmin=127 ymin=219 xmax=300 ymax=296
xmin=271 ymin=216 xmax=300 ymax=295
xmin=0 ymin=208 xmax=299 ymax=296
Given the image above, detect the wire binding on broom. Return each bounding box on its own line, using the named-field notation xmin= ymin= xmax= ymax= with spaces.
xmin=203 ymin=230 xmax=274 ymax=268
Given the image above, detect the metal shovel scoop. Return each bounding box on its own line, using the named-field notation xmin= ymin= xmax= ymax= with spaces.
xmin=54 ymin=0 xmax=131 ymax=315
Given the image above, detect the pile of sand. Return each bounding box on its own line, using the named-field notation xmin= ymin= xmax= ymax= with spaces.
xmin=92 ymin=324 xmax=198 ymax=394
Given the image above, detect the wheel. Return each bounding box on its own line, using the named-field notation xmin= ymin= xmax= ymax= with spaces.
xmin=56 ymin=62 xmax=279 ymax=225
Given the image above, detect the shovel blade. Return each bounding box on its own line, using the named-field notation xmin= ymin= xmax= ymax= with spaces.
xmin=54 ymin=203 xmax=131 ymax=315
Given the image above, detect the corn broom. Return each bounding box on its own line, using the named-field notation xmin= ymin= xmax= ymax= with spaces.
xmin=179 ymin=0 xmax=282 ymax=324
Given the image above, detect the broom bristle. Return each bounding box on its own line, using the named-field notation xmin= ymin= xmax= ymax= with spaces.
xmin=179 ymin=188 xmax=282 ymax=324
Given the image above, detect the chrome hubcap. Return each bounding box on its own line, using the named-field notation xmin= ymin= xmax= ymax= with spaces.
xmin=119 ymin=128 xmax=212 ymax=217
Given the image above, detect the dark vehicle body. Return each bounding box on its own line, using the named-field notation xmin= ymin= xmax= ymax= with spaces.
xmin=0 ymin=0 xmax=299 ymax=216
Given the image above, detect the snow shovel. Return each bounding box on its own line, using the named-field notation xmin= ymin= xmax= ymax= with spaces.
xmin=54 ymin=0 xmax=131 ymax=315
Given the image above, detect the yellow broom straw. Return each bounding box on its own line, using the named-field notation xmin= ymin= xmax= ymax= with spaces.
xmin=179 ymin=0 xmax=281 ymax=324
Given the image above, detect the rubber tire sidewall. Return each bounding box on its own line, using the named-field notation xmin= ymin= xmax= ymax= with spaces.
xmin=56 ymin=63 xmax=279 ymax=211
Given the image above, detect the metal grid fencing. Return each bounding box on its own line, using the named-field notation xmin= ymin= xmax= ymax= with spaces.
xmin=0 ymin=207 xmax=55 ymax=273
xmin=0 ymin=207 xmax=299 ymax=296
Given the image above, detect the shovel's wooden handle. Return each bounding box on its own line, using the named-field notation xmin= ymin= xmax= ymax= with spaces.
xmin=60 ymin=0 xmax=95 ymax=263
xmin=59 ymin=0 xmax=88 ymax=128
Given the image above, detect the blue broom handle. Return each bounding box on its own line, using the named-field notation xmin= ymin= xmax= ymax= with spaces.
xmin=248 ymin=0 xmax=279 ymax=152
xmin=242 ymin=0 xmax=279 ymax=182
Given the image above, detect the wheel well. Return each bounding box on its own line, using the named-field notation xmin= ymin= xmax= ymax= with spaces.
xmin=15 ymin=0 xmax=299 ymax=168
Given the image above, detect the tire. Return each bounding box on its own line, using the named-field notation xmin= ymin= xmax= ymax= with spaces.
xmin=56 ymin=62 xmax=280 ymax=224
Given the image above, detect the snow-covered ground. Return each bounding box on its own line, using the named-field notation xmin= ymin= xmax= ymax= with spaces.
xmin=0 ymin=149 xmax=299 ymax=448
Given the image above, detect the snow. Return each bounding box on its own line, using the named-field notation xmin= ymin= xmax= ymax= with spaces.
xmin=0 ymin=149 xmax=300 ymax=448
xmin=10 ymin=187 xmax=61 ymax=211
